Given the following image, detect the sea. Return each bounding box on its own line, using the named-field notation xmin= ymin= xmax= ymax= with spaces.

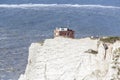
xmin=0 ymin=4 xmax=120 ymax=80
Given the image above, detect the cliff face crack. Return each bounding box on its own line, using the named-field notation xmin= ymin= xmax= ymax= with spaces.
xmin=44 ymin=63 xmax=47 ymax=80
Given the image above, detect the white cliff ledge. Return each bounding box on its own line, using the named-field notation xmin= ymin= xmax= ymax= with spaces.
xmin=19 ymin=37 xmax=120 ymax=80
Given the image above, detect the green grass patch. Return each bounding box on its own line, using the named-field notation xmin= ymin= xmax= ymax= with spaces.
xmin=100 ymin=37 xmax=120 ymax=43
xmin=39 ymin=40 xmax=45 ymax=46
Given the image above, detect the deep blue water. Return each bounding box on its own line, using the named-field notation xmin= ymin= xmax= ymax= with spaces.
xmin=0 ymin=5 xmax=120 ymax=80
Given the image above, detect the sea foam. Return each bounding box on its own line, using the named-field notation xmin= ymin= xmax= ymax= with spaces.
xmin=0 ymin=4 xmax=119 ymax=9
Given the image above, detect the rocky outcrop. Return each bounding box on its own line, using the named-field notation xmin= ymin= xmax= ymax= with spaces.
xmin=18 ymin=37 xmax=120 ymax=80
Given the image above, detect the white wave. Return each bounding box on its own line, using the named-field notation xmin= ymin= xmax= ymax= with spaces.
xmin=0 ymin=4 xmax=120 ymax=9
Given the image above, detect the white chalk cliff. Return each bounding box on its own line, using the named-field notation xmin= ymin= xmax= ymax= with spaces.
xmin=19 ymin=37 xmax=120 ymax=80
